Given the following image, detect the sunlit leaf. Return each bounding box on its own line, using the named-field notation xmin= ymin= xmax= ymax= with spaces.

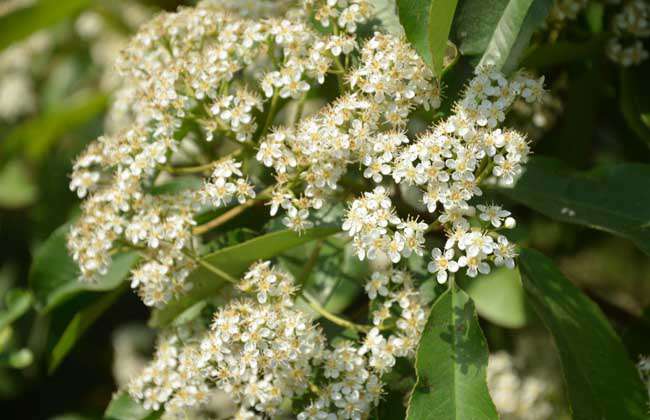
xmin=455 ymin=0 xmax=552 ymax=73
xmin=406 ymin=286 xmax=498 ymax=420
xmin=397 ymin=0 xmax=459 ymax=76
xmin=150 ymin=176 xmax=202 ymax=196
xmin=150 ymin=226 xmax=340 ymax=327
xmin=460 ymin=267 xmax=528 ymax=328
xmin=498 ymin=157 xmax=650 ymax=255
xmin=519 ymin=248 xmax=649 ymax=419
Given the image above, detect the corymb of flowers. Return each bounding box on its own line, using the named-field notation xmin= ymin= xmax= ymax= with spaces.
xmin=67 ymin=0 xmax=544 ymax=418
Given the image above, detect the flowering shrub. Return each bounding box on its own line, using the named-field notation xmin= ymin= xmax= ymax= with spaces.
xmin=4 ymin=0 xmax=650 ymax=419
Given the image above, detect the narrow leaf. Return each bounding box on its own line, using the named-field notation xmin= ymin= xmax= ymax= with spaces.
xmin=104 ymin=391 xmax=161 ymax=420
xmin=150 ymin=226 xmax=340 ymax=327
xmin=29 ymin=224 xmax=139 ymax=312
xmin=477 ymin=0 xmax=553 ymax=73
xmin=397 ymin=0 xmax=459 ymax=76
xmin=406 ymin=286 xmax=498 ymax=420
xmin=519 ymin=248 xmax=649 ymax=419
xmin=49 ymin=284 xmax=127 ymax=373
xmin=498 ymin=157 xmax=650 ymax=255
xmin=0 ymin=0 xmax=91 ymax=52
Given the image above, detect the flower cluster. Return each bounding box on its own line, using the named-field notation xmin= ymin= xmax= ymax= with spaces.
xmin=257 ymin=32 xmax=439 ymax=236
xmin=66 ymin=1 xmax=548 ymax=418
xmin=337 ymin=67 xmax=541 ymax=280
xmin=129 ymin=261 xmax=406 ymax=419
xmin=363 ymin=269 xmax=428 ymax=362
xmin=68 ymin=0 xmax=377 ymax=307
xmin=306 ymin=0 xmax=373 ymax=33
xmin=67 ymin=126 xmax=200 ymax=306
xmin=607 ymin=0 xmax=650 ymax=66
xmin=206 ymin=88 xmax=263 ymax=142
xmin=342 ymin=186 xmax=428 ymax=263
xmin=197 ymin=158 xmax=256 ymax=208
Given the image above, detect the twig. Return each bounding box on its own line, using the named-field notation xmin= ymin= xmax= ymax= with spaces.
xmin=302 ymin=291 xmax=371 ymax=333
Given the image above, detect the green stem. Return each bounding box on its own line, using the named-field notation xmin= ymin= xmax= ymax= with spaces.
xmin=164 ymin=149 xmax=243 ymax=175
xmin=302 ymin=291 xmax=371 ymax=333
xmin=298 ymin=240 xmax=324 ymax=286
xmin=259 ymin=90 xmax=280 ymax=141
xmin=291 ymin=92 xmax=309 ymax=125
xmin=183 ymin=250 xmax=238 ymax=284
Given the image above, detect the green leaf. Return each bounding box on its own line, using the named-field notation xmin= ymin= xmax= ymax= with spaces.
xmin=150 ymin=176 xmax=202 ymax=195
xmin=518 ymin=248 xmax=649 ymax=419
xmin=375 ymin=389 xmax=407 ymax=419
xmin=104 ymin=391 xmax=161 ymax=420
xmin=29 ymin=224 xmax=139 ymax=313
xmin=452 ymin=0 xmax=509 ymax=55
xmin=49 ymin=284 xmax=127 ymax=373
xmin=397 ymin=0 xmax=459 ymax=76
xmin=150 ymin=226 xmax=340 ymax=327
xmin=0 ymin=289 xmax=33 ymax=332
xmin=0 ymin=0 xmax=92 ymax=52
xmin=2 ymin=93 xmax=107 ymax=164
xmin=406 ymin=286 xmax=498 ymax=420
xmin=475 ymin=0 xmax=553 ymax=73
xmin=283 ymin=237 xmax=366 ymax=318
xmin=620 ymin=65 xmax=650 ymax=147
xmin=498 ymin=157 xmax=650 ymax=255
xmin=460 ymin=267 xmax=528 ymax=328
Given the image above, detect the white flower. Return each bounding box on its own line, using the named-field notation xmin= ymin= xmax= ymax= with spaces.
xmin=493 ymin=235 xmax=517 ymax=269
xmin=459 ymin=231 xmax=495 ymax=257
xmin=427 ymin=248 xmax=459 ymax=284
xmin=477 ymin=204 xmax=511 ymax=228
xmin=282 ymin=206 xmax=313 ymax=232
xmin=458 ymin=253 xmax=491 ymax=278
xmin=365 ymin=272 xmax=390 ymax=299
